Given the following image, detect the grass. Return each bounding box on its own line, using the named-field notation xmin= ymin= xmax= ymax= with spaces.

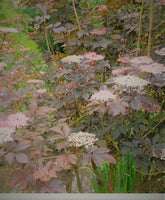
xmin=90 ymin=152 xmax=136 ymax=193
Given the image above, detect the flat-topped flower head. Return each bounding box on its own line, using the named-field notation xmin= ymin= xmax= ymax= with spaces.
xmin=90 ymin=28 xmax=106 ymax=35
xmin=90 ymin=90 xmax=117 ymax=102
xmin=130 ymin=56 xmax=153 ymax=66
xmin=112 ymin=67 xmax=133 ymax=75
xmin=139 ymin=63 xmax=165 ymax=74
xmin=84 ymin=52 xmax=105 ymax=61
xmin=61 ymin=55 xmax=84 ymax=64
xmin=112 ymin=75 xmax=150 ymax=89
xmin=36 ymin=88 xmax=47 ymax=94
xmin=0 ymin=126 xmax=15 ymax=144
xmin=7 ymin=113 xmax=29 ymax=128
xmin=155 ymin=48 xmax=165 ymax=56
xmin=118 ymin=57 xmax=130 ymax=64
xmin=27 ymin=79 xmax=44 ymax=84
xmin=68 ymin=131 xmax=98 ymax=148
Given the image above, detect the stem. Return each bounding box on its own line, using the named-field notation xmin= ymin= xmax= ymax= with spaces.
xmin=74 ymin=166 xmax=83 ymax=193
xmin=45 ymin=29 xmax=51 ymax=53
xmin=130 ymin=0 xmax=133 ymax=13
xmin=72 ymin=0 xmax=81 ymax=31
xmin=143 ymin=116 xmax=165 ymax=138
xmin=136 ymin=0 xmax=144 ymax=57
xmin=99 ymin=111 xmax=105 ymax=134
xmin=147 ymin=0 xmax=154 ymax=57
xmin=0 ymin=33 xmax=7 ymax=49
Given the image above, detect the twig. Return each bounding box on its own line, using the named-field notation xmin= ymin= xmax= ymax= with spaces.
xmin=136 ymin=0 xmax=144 ymax=56
xmin=147 ymin=0 xmax=154 ymax=57
xmin=72 ymin=0 xmax=81 ymax=31
xmin=143 ymin=116 xmax=165 ymax=138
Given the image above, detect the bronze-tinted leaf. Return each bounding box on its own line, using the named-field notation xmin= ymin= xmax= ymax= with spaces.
xmin=83 ymin=153 xmax=92 ymax=165
xmin=14 ymin=143 xmax=31 ymax=152
xmin=68 ymin=154 xmax=77 ymax=165
xmin=5 ymin=152 xmax=14 ymax=165
xmin=56 ymin=140 xmax=69 ymax=151
xmin=92 ymin=154 xmax=103 ymax=167
xmin=101 ymin=154 xmax=117 ymax=164
xmin=15 ymin=153 xmax=29 ymax=163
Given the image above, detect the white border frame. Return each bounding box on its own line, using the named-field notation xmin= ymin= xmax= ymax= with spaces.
xmin=0 ymin=194 xmax=164 ymax=200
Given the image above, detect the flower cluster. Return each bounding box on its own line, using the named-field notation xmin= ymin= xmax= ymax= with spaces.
xmin=111 ymin=75 xmax=149 ymax=89
xmin=27 ymin=79 xmax=44 ymax=84
xmin=61 ymin=55 xmax=84 ymax=64
xmin=7 ymin=113 xmax=29 ymax=128
xmin=90 ymin=28 xmax=106 ymax=35
xmin=130 ymin=56 xmax=153 ymax=66
xmin=155 ymin=47 xmax=165 ymax=56
xmin=68 ymin=131 xmax=98 ymax=148
xmin=36 ymin=88 xmax=47 ymax=94
xmin=84 ymin=52 xmax=105 ymax=61
xmin=90 ymin=90 xmax=117 ymax=102
xmin=0 ymin=126 xmax=15 ymax=144
xmin=112 ymin=67 xmax=133 ymax=75
xmin=118 ymin=57 xmax=130 ymax=64
xmin=33 ymin=168 xmax=57 ymax=182
xmin=139 ymin=63 xmax=165 ymax=74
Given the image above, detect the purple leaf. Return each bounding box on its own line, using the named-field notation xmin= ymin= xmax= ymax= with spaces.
xmin=62 ymin=124 xmax=70 ymax=137
xmin=56 ymin=140 xmax=69 ymax=151
xmin=29 ymin=102 xmax=37 ymax=113
xmin=14 ymin=143 xmax=31 ymax=152
xmin=5 ymin=152 xmax=14 ymax=165
xmin=0 ymin=150 xmax=5 ymax=157
xmin=15 ymin=153 xmax=29 ymax=163
xmin=94 ymin=148 xmax=110 ymax=154
xmin=92 ymin=154 xmax=103 ymax=167
xmin=110 ymin=103 xmax=126 ymax=116
xmin=101 ymin=154 xmax=117 ymax=164
xmin=130 ymin=96 xmax=142 ymax=110
xmin=83 ymin=154 xmax=92 ymax=165
xmin=50 ymin=126 xmax=63 ymax=134
xmin=49 ymin=180 xmax=66 ymax=193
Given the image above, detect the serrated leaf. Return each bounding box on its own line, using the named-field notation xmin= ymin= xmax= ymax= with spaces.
xmin=14 ymin=143 xmax=31 ymax=152
xmin=101 ymin=154 xmax=117 ymax=164
xmin=56 ymin=140 xmax=69 ymax=151
xmin=5 ymin=152 xmax=14 ymax=165
xmin=50 ymin=126 xmax=63 ymax=134
xmin=15 ymin=153 xmax=29 ymax=163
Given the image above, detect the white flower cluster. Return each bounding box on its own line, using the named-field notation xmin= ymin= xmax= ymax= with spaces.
xmin=27 ymin=79 xmax=44 ymax=84
xmin=68 ymin=131 xmax=98 ymax=148
xmin=160 ymin=149 xmax=165 ymax=161
xmin=111 ymin=67 xmax=133 ymax=75
xmin=155 ymin=48 xmax=165 ymax=56
xmin=90 ymin=90 xmax=117 ymax=102
xmin=130 ymin=56 xmax=153 ymax=66
xmin=0 ymin=127 xmax=15 ymax=144
xmin=112 ymin=75 xmax=149 ymax=89
xmin=61 ymin=55 xmax=84 ymax=64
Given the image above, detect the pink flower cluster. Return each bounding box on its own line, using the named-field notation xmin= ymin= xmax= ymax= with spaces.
xmin=7 ymin=113 xmax=29 ymax=128
xmin=118 ymin=57 xmax=130 ymax=64
xmin=90 ymin=28 xmax=106 ymax=35
xmin=33 ymin=168 xmax=57 ymax=182
xmin=139 ymin=63 xmax=165 ymax=74
xmin=84 ymin=52 xmax=105 ymax=61
xmin=36 ymin=88 xmax=47 ymax=94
